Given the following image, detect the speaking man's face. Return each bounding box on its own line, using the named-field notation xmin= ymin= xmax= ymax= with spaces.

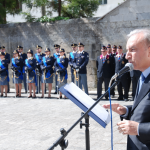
xmin=126 ymin=33 xmax=150 ymax=71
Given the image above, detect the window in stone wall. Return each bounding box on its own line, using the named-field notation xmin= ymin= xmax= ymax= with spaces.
xmin=99 ymin=0 xmax=107 ymax=5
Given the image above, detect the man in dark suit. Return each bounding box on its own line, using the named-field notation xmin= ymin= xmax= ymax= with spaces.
xmin=96 ymin=45 xmax=114 ymax=99
xmin=130 ymin=70 xmax=141 ymax=101
xmin=103 ymin=28 xmax=150 ymax=150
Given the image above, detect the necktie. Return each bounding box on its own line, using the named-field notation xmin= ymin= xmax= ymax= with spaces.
xmin=118 ymin=56 xmax=120 ymax=61
xmin=138 ymin=73 xmax=145 ymax=95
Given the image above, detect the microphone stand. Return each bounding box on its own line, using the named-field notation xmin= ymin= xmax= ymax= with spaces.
xmin=47 ymin=78 xmax=120 ymax=150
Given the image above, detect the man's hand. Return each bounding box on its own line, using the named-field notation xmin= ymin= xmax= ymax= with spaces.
xmin=102 ymin=103 xmax=127 ymax=115
xmin=117 ymin=119 xmax=139 ymax=135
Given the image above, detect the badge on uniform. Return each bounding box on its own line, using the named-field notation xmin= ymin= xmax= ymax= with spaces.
xmin=122 ymin=61 xmax=124 ymax=64
xmin=107 ymin=60 xmax=110 ymax=64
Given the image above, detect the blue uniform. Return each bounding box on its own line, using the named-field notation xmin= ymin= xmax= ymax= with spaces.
xmin=69 ymin=51 xmax=77 ymax=83
xmin=0 ymin=58 xmax=8 ymax=85
xmin=73 ymin=51 xmax=89 ymax=95
xmin=54 ymin=55 xmax=68 ymax=86
xmin=20 ymin=52 xmax=27 ymax=92
xmin=53 ymin=53 xmax=60 ymax=93
xmin=25 ymin=58 xmax=36 ymax=83
xmin=41 ymin=55 xmax=54 ymax=83
xmin=11 ymin=57 xmax=23 ymax=84
xmin=34 ymin=53 xmax=45 ymax=93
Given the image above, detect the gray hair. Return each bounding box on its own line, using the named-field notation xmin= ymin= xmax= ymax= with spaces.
xmin=127 ymin=28 xmax=150 ymax=46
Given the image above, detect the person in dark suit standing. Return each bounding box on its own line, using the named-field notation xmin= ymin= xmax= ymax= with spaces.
xmin=130 ymin=70 xmax=141 ymax=101
xmin=96 ymin=46 xmax=114 ymax=100
xmin=69 ymin=44 xmax=78 ymax=83
xmin=115 ymin=45 xmax=129 ymax=101
xmin=103 ymin=28 xmax=150 ymax=150
xmin=17 ymin=45 xmax=27 ymax=93
xmin=34 ymin=45 xmax=45 ymax=93
xmin=73 ymin=43 xmax=89 ymax=95
xmin=1 ymin=46 xmax=10 ymax=93
xmin=53 ymin=44 xmax=60 ymax=94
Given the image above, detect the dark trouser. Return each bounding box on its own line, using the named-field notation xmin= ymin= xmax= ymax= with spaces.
xmin=131 ymin=76 xmax=139 ymax=98
xmin=55 ymin=74 xmax=58 ymax=93
xmin=36 ymin=75 xmax=41 ymax=93
xmin=7 ymin=82 xmax=10 ymax=92
xmin=110 ymin=80 xmax=115 ymax=96
xmin=97 ymin=77 xmax=110 ymax=99
xmin=117 ymin=77 xmax=129 ymax=99
xmin=23 ymin=73 xmax=27 ymax=92
xmin=77 ymin=74 xmax=88 ymax=95
xmin=71 ymin=72 xmax=75 ymax=83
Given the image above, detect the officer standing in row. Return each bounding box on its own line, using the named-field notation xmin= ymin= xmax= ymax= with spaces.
xmin=115 ymin=45 xmax=129 ymax=101
xmin=41 ymin=48 xmax=54 ymax=98
xmin=54 ymin=48 xmax=68 ymax=99
xmin=69 ymin=44 xmax=78 ymax=83
xmin=0 ymin=52 xmax=9 ymax=97
xmin=73 ymin=43 xmax=89 ymax=95
xmin=17 ymin=45 xmax=27 ymax=93
xmin=25 ymin=49 xmax=36 ymax=98
xmin=34 ymin=45 xmax=45 ymax=93
xmin=53 ymin=44 xmax=60 ymax=94
xmin=1 ymin=46 xmax=10 ymax=93
xmin=11 ymin=50 xmax=23 ymax=97
xmin=96 ymin=46 xmax=114 ymax=100
xmin=112 ymin=45 xmax=118 ymax=56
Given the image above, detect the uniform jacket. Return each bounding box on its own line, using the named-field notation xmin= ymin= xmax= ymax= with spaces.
xmin=53 ymin=53 xmax=60 ymax=72
xmin=69 ymin=52 xmax=77 ymax=74
xmin=25 ymin=58 xmax=36 ymax=77
xmin=20 ymin=53 xmax=27 ymax=65
xmin=41 ymin=55 xmax=54 ymax=75
xmin=73 ymin=51 xmax=89 ymax=74
xmin=122 ymin=74 xmax=150 ymax=150
xmin=34 ymin=53 xmax=45 ymax=74
xmin=54 ymin=55 xmax=68 ymax=77
xmin=0 ymin=59 xmax=8 ymax=76
xmin=96 ymin=54 xmax=115 ymax=78
xmin=4 ymin=52 xmax=10 ymax=64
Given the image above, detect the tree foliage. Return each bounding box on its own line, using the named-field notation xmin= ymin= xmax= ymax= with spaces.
xmin=61 ymin=0 xmax=100 ymax=18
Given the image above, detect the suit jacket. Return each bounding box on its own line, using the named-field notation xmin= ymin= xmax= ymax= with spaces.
xmin=96 ymin=55 xmax=114 ymax=78
xmin=122 ymin=74 xmax=150 ymax=150
xmin=130 ymin=70 xmax=141 ymax=78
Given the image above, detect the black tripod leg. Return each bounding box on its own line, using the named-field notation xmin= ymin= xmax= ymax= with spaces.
xmin=85 ymin=115 xmax=90 ymax=150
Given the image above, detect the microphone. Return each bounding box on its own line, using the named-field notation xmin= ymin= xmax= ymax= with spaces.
xmin=109 ymin=63 xmax=134 ymax=87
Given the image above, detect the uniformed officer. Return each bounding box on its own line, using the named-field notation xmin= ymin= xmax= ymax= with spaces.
xmin=17 ymin=45 xmax=27 ymax=93
xmin=73 ymin=43 xmax=89 ymax=95
xmin=112 ymin=45 xmax=118 ymax=56
xmin=107 ymin=44 xmax=116 ymax=98
xmin=115 ymin=45 xmax=129 ymax=101
xmin=11 ymin=50 xmax=23 ymax=97
xmin=34 ymin=45 xmax=45 ymax=93
xmin=41 ymin=48 xmax=54 ymax=98
xmin=53 ymin=44 xmax=60 ymax=94
xmin=1 ymin=46 xmax=10 ymax=93
xmin=69 ymin=43 xmax=78 ymax=83
xmin=0 ymin=52 xmax=9 ymax=97
xmin=130 ymin=70 xmax=141 ymax=101
xmin=96 ymin=46 xmax=114 ymax=100
xmin=54 ymin=48 xmax=68 ymax=99
xmin=25 ymin=49 xmax=36 ymax=98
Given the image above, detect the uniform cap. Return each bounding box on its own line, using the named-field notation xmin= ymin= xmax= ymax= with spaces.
xmin=36 ymin=45 xmax=42 ymax=49
xmin=71 ymin=43 xmax=77 ymax=47
xmin=17 ymin=45 xmax=23 ymax=49
xmin=13 ymin=50 xmax=19 ymax=54
xmin=59 ymin=48 xmax=65 ymax=52
xmin=113 ymin=45 xmax=117 ymax=49
xmin=107 ymin=44 xmax=111 ymax=48
xmin=78 ymin=42 xmax=84 ymax=47
xmin=45 ymin=48 xmax=50 ymax=52
xmin=54 ymin=44 xmax=60 ymax=48
xmin=27 ymin=49 xmax=33 ymax=55
xmin=101 ymin=45 xmax=107 ymax=51
xmin=2 ymin=46 xmax=5 ymax=49
xmin=118 ymin=45 xmax=122 ymax=49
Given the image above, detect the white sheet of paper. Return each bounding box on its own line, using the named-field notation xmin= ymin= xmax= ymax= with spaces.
xmin=64 ymin=82 xmax=110 ymax=124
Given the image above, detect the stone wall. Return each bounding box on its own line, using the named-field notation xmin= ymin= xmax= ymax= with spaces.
xmin=0 ymin=0 xmax=150 ymax=90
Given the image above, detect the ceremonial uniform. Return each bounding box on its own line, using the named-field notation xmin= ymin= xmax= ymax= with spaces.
xmin=53 ymin=44 xmax=60 ymax=93
xmin=73 ymin=43 xmax=89 ymax=95
xmin=69 ymin=44 xmax=77 ymax=83
xmin=54 ymin=49 xmax=68 ymax=86
xmin=25 ymin=57 xmax=36 ymax=84
xmin=18 ymin=45 xmax=27 ymax=92
xmin=41 ymin=54 xmax=54 ymax=84
xmin=115 ymin=53 xmax=129 ymax=100
xmin=130 ymin=70 xmax=141 ymax=100
xmin=0 ymin=55 xmax=8 ymax=86
xmin=96 ymin=53 xmax=114 ymax=99
xmin=11 ymin=54 xmax=23 ymax=84
xmin=34 ymin=45 xmax=45 ymax=93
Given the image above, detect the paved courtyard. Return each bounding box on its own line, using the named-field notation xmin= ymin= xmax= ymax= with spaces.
xmin=0 ymin=90 xmax=133 ymax=150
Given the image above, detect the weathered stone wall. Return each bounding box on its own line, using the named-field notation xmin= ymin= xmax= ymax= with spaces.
xmin=0 ymin=0 xmax=150 ymax=90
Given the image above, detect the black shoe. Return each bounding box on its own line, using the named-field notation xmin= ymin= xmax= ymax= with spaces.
xmin=117 ymin=97 xmax=123 ymax=100
xmin=124 ymin=99 xmax=129 ymax=102
xmin=105 ymin=97 xmax=108 ymax=100
xmin=35 ymin=91 xmax=38 ymax=94
xmin=0 ymin=94 xmax=3 ymax=97
xmin=54 ymin=91 xmax=57 ymax=94
xmin=111 ymin=95 xmax=115 ymax=98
